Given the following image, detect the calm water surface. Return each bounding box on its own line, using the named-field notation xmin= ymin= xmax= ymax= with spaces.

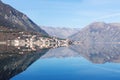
xmin=12 ymin=57 xmax=120 ymax=80
xmin=0 ymin=44 xmax=120 ymax=80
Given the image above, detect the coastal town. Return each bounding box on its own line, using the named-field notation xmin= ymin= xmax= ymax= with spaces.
xmin=0 ymin=30 xmax=72 ymax=53
xmin=8 ymin=34 xmax=71 ymax=49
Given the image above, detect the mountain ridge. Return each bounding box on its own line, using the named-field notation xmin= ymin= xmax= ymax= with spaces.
xmin=0 ymin=0 xmax=48 ymax=35
xmin=70 ymin=22 xmax=120 ymax=42
xmin=41 ymin=26 xmax=80 ymax=39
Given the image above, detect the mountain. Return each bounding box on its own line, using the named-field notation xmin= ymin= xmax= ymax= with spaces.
xmin=70 ymin=22 xmax=120 ymax=43
xmin=0 ymin=0 xmax=48 ymax=35
xmin=41 ymin=26 xmax=80 ymax=39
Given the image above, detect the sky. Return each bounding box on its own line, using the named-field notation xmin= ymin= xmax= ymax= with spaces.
xmin=2 ymin=0 xmax=120 ymax=28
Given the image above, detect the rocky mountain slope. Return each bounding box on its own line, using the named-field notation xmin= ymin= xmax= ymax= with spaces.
xmin=0 ymin=0 xmax=48 ymax=35
xmin=41 ymin=26 xmax=80 ymax=39
xmin=70 ymin=22 xmax=120 ymax=43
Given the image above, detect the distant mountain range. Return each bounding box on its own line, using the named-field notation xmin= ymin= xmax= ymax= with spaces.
xmin=41 ymin=26 xmax=80 ymax=39
xmin=1 ymin=0 xmax=120 ymax=41
xmin=70 ymin=22 xmax=120 ymax=43
xmin=0 ymin=0 xmax=48 ymax=35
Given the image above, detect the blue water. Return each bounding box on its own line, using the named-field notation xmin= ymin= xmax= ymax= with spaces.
xmin=12 ymin=57 xmax=120 ymax=80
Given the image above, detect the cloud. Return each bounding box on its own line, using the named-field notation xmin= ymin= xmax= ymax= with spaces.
xmin=94 ymin=13 xmax=120 ymax=21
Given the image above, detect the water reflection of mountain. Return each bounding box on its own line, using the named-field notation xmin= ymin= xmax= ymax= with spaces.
xmin=0 ymin=46 xmax=49 ymax=80
xmin=41 ymin=47 xmax=80 ymax=58
xmin=40 ymin=44 xmax=120 ymax=64
xmin=70 ymin=43 xmax=120 ymax=64
xmin=1 ymin=43 xmax=120 ymax=80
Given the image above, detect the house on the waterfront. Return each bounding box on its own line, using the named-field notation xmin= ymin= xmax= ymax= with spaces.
xmin=7 ymin=34 xmax=71 ymax=52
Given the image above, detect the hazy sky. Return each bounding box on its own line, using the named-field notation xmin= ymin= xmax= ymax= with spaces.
xmin=2 ymin=0 xmax=120 ymax=28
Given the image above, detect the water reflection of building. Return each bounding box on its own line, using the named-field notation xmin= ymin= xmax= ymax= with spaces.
xmin=7 ymin=35 xmax=70 ymax=51
xmin=0 ymin=30 xmax=71 ymax=49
